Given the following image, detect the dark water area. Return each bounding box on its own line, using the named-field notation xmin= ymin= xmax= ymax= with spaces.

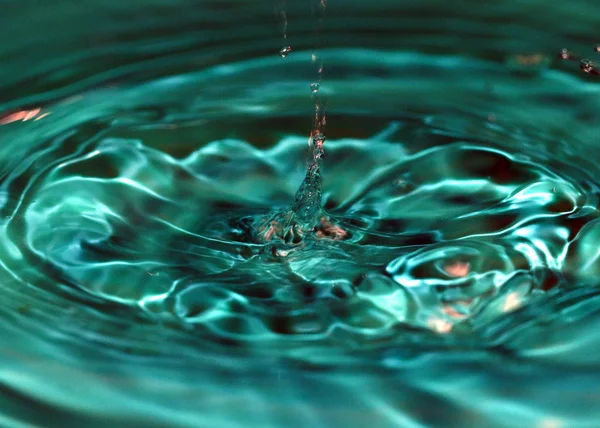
xmin=1 ymin=1 xmax=600 ymax=427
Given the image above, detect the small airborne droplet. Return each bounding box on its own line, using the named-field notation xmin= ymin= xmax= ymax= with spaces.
xmin=595 ymin=45 xmax=600 ymax=53
xmin=580 ymin=58 xmax=598 ymax=74
xmin=558 ymin=48 xmax=575 ymax=60
xmin=280 ymin=46 xmax=292 ymax=58
xmin=581 ymin=59 xmax=593 ymax=73
xmin=310 ymin=82 xmax=320 ymax=93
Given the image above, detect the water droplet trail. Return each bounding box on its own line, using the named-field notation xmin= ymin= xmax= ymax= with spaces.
xmin=278 ymin=0 xmax=289 ymax=57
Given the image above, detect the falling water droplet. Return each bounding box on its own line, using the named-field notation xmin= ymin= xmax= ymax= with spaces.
xmin=559 ymin=48 xmax=575 ymax=60
xmin=278 ymin=0 xmax=290 ymax=59
xmin=280 ymin=46 xmax=292 ymax=58
xmin=595 ymin=45 xmax=600 ymax=53
xmin=310 ymin=82 xmax=320 ymax=93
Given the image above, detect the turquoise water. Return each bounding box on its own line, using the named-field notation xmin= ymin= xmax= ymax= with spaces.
xmin=2 ymin=1 xmax=600 ymax=427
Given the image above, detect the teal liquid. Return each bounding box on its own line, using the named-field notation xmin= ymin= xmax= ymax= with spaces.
xmin=2 ymin=1 xmax=600 ymax=427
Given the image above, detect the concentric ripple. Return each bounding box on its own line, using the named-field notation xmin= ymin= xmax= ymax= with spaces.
xmin=1 ymin=107 xmax=597 ymax=355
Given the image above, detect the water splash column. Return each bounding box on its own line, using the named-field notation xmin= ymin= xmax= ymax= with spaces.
xmin=291 ymin=0 xmax=328 ymax=224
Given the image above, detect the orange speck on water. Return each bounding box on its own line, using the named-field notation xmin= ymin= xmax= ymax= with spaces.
xmin=315 ymin=217 xmax=348 ymax=240
xmin=0 ymin=111 xmax=28 ymax=125
xmin=444 ymin=261 xmax=470 ymax=277
xmin=0 ymin=108 xmax=44 ymax=125
xmin=442 ymin=305 xmax=467 ymax=319
xmin=23 ymin=108 xmax=41 ymax=121
xmin=263 ymin=222 xmax=279 ymax=242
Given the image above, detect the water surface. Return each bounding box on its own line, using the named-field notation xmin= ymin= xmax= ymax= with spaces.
xmin=1 ymin=1 xmax=600 ymax=427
